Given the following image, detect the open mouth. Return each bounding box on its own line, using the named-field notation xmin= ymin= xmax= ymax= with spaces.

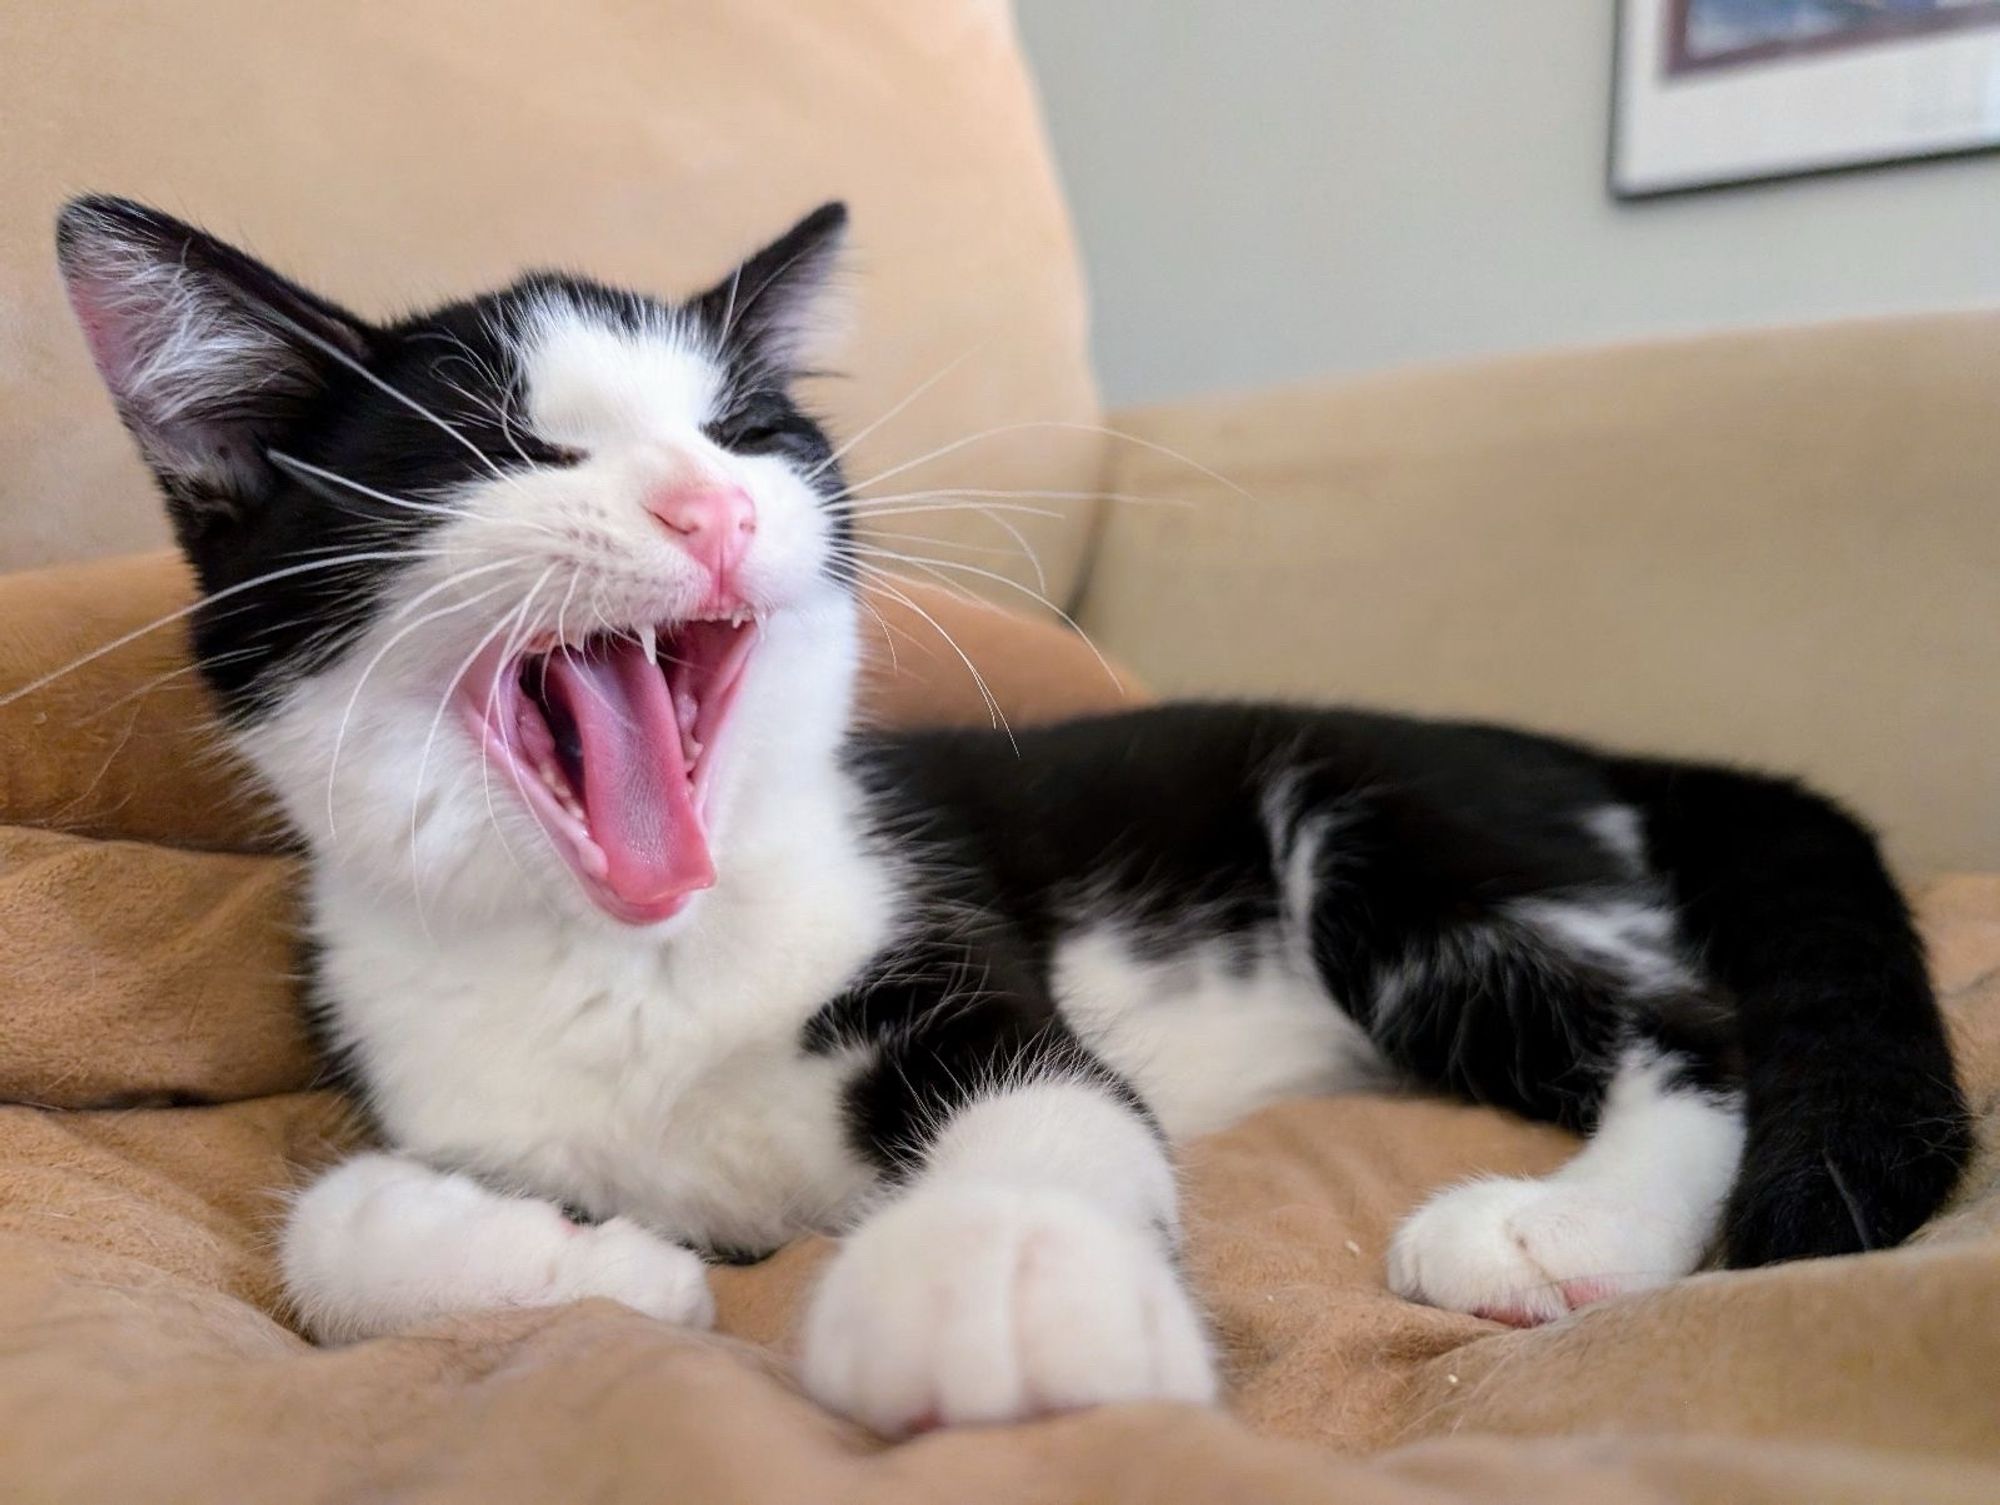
xmin=455 ymin=615 xmax=760 ymax=924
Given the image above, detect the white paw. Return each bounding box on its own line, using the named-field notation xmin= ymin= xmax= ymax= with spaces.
xmin=283 ymin=1155 xmax=713 ymax=1341
xmin=800 ymin=1186 xmax=1217 ymax=1436
xmin=554 ymin=1215 xmax=716 ymax=1329
xmin=1387 ymin=1176 xmax=1699 ymax=1326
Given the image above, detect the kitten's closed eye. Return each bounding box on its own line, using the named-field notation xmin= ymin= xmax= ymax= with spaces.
xmin=707 ymin=394 xmax=808 ymax=456
xmin=520 ymin=435 xmax=590 ymax=468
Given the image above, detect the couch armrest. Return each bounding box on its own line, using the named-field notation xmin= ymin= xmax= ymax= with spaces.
xmin=1075 ymin=314 xmax=2000 ymax=876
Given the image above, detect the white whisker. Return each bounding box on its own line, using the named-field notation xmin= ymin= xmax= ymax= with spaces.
xmin=252 ymin=304 xmax=526 ymax=492
xmin=407 ymin=569 xmax=554 ymax=936
xmin=326 ymin=571 xmax=516 ymax=839
xmin=804 ymin=343 xmax=987 ymax=484
xmin=78 ymin=644 xmax=264 ymax=722
xmin=847 ymin=500 xmax=1065 ymax=522
xmin=842 ymin=563 xmax=1014 ymax=751
xmin=0 ymin=550 xmax=424 ymax=711
xmin=474 ymin=573 xmax=561 ymax=906
xmin=266 ymin=451 xmax=462 ymax=521
xmin=839 ymin=419 xmax=1253 ymax=503
xmin=838 ymin=545 xmax=1120 ymax=696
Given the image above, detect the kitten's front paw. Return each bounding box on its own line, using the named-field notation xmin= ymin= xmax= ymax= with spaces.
xmin=800 ymin=1186 xmax=1216 ymax=1436
xmin=1387 ymin=1176 xmax=1698 ymax=1326
xmin=557 ymin=1214 xmax=717 ymax=1329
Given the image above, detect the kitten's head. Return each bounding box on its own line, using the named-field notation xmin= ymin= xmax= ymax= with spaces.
xmin=58 ymin=194 xmax=861 ymax=929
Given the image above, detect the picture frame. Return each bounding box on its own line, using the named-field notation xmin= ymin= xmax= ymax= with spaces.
xmin=1611 ymin=0 xmax=2000 ymax=199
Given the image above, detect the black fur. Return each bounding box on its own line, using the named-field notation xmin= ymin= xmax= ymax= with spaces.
xmin=827 ymin=705 xmax=1971 ymax=1265
xmin=809 ymin=928 xmax=1149 ymax=1179
xmin=1609 ymin=759 xmax=1974 ymax=1261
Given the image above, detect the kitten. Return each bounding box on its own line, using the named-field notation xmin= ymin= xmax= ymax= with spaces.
xmin=56 ymin=195 xmax=1970 ymax=1437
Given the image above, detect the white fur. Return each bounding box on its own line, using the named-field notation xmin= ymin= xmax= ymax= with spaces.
xmin=282 ymin=1153 xmax=714 ymax=1343
xmin=1370 ymin=923 xmax=1508 ymax=1033
xmin=1049 ymin=781 xmax=1386 ymax=1141
xmin=800 ymin=1083 xmax=1215 ymax=1435
xmin=1387 ymin=1047 xmax=1745 ymax=1324
xmin=1508 ymin=894 xmax=1693 ymax=996
xmin=1055 ymin=925 xmax=1387 ymax=1139
xmin=1583 ymin=802 xmax=1648 ymax=875
xmin=517 ymin=297 xmax=721 ymax=451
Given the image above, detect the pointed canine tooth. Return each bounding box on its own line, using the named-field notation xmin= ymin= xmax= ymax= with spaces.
xmin=639 ymin=623 xmax=658 ymax=663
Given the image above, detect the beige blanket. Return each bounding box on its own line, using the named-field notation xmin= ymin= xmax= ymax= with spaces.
xmin=3 ymin=554 xmax=1995 ymax=1503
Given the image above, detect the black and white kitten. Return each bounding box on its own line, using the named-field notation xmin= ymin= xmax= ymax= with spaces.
xmin=56 ymin=196 xmax=1970 ymax=1437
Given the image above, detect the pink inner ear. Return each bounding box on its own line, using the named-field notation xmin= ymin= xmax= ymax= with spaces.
xmin=64 ymin=275 xmax=149 ymax=398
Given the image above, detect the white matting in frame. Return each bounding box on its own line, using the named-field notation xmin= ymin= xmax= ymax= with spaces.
xmin=1612 ymin=0 xmax=2000 ymax=198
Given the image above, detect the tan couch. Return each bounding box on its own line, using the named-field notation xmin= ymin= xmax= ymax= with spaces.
xmin=3 ymin=4 xmax=1998 ymax=1502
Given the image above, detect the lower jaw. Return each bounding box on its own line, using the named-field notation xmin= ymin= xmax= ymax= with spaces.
xmin=585 ymin=884 xmax=699 ymax=926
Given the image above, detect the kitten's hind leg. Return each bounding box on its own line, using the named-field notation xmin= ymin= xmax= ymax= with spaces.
xmin=1387 ymin=1046 xmax=1744 ymax=1325
xmin=280 ymin=1153 xmax=714 ymax=1343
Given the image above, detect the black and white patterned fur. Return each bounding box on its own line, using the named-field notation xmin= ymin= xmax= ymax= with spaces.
xmin=56 ymin=196 xmax=1971 ymax=1437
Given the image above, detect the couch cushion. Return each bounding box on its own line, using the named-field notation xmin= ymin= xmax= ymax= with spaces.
xmin=0 ymin=0 xmax=1101 ymax=604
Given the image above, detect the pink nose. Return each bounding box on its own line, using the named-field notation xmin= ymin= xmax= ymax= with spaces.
xmin=646 ymin=484 xmax=756 ymax=583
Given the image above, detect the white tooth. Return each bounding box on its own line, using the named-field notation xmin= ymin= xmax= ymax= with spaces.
xmin=639 ymin=623 xmax=658 ymax=663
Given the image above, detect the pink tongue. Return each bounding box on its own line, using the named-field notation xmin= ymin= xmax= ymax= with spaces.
xmin=541 ymin=638 xmax=714 ymax=911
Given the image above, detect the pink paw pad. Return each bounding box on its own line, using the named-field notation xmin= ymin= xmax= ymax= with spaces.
xmin=1470 ymin=1304 xmax=1545 ymax=1328
xmin=1472 ymin=1276 xmax=1626 ymax=1328
xmin=1556 ymin=1276 xmax=1624 ymax=1309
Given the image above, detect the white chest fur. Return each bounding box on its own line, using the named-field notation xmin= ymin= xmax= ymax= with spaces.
xmin=313 ymin=783 xmax=896 ymax=1253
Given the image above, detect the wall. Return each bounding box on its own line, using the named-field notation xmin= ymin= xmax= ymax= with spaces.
xmin=1015 ymin=0 xmax=2000 ymax=405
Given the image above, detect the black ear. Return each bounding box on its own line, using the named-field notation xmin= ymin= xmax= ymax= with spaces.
xmin=695 ymin=200 xmax=849 ymax=377
xmin=55 ymin=194 xmax=373 ymax=531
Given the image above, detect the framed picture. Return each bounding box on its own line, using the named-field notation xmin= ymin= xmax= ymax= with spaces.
xmin=1612 ymin=0 xmax=2000 ymax=198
